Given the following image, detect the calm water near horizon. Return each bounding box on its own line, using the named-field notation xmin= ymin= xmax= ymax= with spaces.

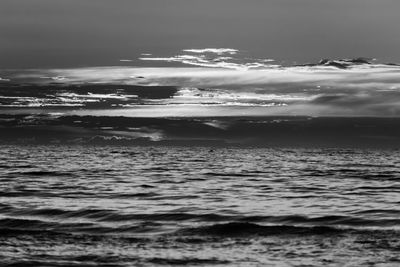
xmin=1 ymin=145 xmax=399 ymax=266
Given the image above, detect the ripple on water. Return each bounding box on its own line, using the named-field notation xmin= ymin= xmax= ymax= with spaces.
xmin=0 ymin=145 xmax=400 ymax=266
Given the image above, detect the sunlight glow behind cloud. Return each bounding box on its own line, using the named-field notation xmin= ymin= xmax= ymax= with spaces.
xmin=3 ymin=48 xmax=400 ymax=117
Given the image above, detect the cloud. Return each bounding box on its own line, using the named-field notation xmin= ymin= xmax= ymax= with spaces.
xmin=7 ymin=61 xmax=400 ymax=92
xmin=139 ymin=48 xmax=275 ymax=70
xmin=168 ymin=87 xmax=311 ymax=107
xmin=183 ymin=48 xmax=238 ymax=55
xmin=4 ymin=48 xmax=400 ymax=117
xmin=39 ymin=76 xmax=67 ymax=81
xmin=138 ymin=55 xmax=245 ymax=69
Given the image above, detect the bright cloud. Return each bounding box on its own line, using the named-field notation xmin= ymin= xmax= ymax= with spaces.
xmin=3 ymin=49 xmax=400 ymax=117
xmin=183 ymin=48 xmax=238 ymax=55
xmin=139 ymin=49 xmax=275 ymax=70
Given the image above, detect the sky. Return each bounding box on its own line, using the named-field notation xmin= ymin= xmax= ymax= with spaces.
xmin=1 ymin=0 xmax=400 ymax=68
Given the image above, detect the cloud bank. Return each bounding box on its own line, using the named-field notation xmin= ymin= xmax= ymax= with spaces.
xmin=2 ymin=48 xmax=400 ymax=117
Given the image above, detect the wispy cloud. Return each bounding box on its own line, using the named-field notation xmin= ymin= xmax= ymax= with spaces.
xmin=182 ymin=48 xmax=238 ymax=55
xmin=139 ymin=48 xmax=276 ymax=70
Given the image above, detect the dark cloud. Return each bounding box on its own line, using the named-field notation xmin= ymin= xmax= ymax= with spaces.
xmin=3 ymin=114 xmax=400 ymax=148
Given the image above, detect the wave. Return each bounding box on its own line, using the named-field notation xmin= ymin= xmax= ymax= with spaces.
xmin=178 ymin=222 xmax=344 ymax=236
xmin=1 ymin=208 xmax=230 ymax=222
xmin=2 ymin=257 xmax=229 ymax=267
xmin=203 ymin=172 xmax=258 ymax=177
xmin=2 ymin=207 xmax=400 ymax=229
xmin=0 ymin=218 xmax=363 ymax=238
xmin=0 ymin=218 xmax=66 ymax=233
xmin=16 ymin=170 xmax=70 ymax=176
xmin=1 ymin=215 xmax=400 ymax=242
xmin=147 ymin=257 xmax=230 ymax=265
xmin=177 ymin=221 xmax=400 ymax=238
xmin=0 ymin=227 xmax=63 ymax=237
xmin=302 ymin=169 xmax=400 ymax=181
xmin=0 ymin=217 xmax=152 ymax=236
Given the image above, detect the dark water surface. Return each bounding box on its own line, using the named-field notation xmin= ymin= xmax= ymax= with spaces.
xmin=1 ymin=145 xmax=400 ymax=266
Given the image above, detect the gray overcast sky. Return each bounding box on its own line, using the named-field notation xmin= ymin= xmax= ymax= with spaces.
xmin=1 ymin=0 xmax=400 ymax=68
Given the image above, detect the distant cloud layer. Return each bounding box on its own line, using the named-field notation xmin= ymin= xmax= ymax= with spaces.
xmin=2 ymin=48 xmax=400 ymax=117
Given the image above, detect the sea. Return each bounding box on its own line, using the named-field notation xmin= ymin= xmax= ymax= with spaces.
xmin=1 ymin=145 xmax=399 ymax=266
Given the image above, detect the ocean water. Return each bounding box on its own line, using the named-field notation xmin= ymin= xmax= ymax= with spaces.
xmin=0 ymin=145 xmax=400 ymax=266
